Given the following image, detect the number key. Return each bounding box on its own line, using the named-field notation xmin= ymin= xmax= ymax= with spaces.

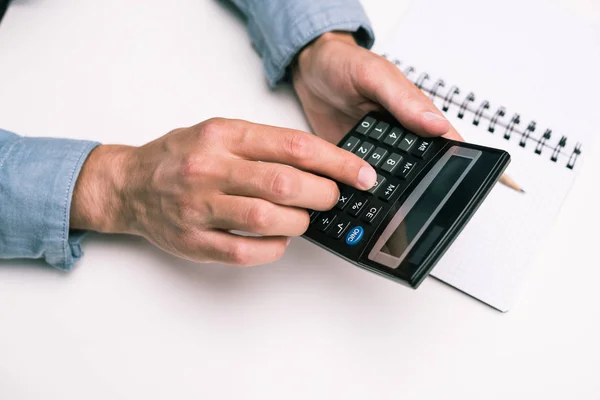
xmin=380 ymin=153 xmax=403 ymax=174
xmin=340 ymin=136 xmax=361 ymax=153
xmin=367 ymin=147 xmax=388 ymax=167
xmin=383 ymin=127 xmax=404 ymax=147
xmin=398 ymin=132 xmax=418 ymax=152
xmin=355 ymin=116 xmax=376 ymax=135
xmin=369 ymin=121 xmax=389 ymax=140
xmin=368 ymin=174 xmax=386 ymax=194
xmin=354 ymin=142 xmax=374 ymax=159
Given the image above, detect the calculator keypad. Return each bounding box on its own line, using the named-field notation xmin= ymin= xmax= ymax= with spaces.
xmin=307 ymin=113 xmax=443 ymax=251
xmin=369 ymin=121 xmax=389 ymax=140
xmin=354 ymin=142 xmax=374 ymax=159
xmin=398 ymin=132 xmax=418 ymax=152
xmin=367 ymin=147 xmax=389 ymax=167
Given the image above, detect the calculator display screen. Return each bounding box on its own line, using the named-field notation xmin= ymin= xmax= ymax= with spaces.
xmin=367 ymin=147 xmax=481 ymax=269
xmin=380 ymin=156 xmax=471 ymax=258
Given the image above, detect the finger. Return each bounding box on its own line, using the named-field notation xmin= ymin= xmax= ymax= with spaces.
xmin=223 ymin=121 xmax=377 ymax=191
xmin=200 ymin=230 xmax=289 ymax=267
xmin=220 ymin=159 xmax=339 ymax=211
xmin=209 ymin=194 xmax=310 ymax=236
xmin=354 ymin=54 xmax=451 ymax=137
xmin=443 ymin=124 xmax=465 ymax=142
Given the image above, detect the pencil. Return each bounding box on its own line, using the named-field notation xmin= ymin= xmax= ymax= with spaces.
xmin=499 ymin=174 xmax=524 ymax=193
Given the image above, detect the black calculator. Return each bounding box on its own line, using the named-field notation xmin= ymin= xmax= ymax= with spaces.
xmin=303 ymin=111 xmax=510 ymax=288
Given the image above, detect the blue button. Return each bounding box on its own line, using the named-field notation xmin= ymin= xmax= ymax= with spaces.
xmin=345 ymin=226 xmax=365 ymax=246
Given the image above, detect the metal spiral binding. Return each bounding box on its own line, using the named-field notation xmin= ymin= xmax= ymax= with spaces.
xmin=381 ymin=55 xmax=583 ymax=169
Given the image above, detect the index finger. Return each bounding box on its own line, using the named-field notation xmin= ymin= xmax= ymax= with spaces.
xmin=225 ymin=120 xmax=377 ymax=191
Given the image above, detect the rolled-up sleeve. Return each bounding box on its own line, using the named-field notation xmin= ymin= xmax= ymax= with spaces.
xmin=228 ymin=0 xmax=375 ymax=86
xmin=0 ymin=129 xmax=100 ymax=270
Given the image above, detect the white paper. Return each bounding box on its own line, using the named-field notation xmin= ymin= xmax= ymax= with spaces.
xmin=375 ymin=0 xmax=600 ymax=311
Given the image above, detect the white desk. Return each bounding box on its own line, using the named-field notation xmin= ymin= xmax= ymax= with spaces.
xmin=1 ymin=1 xmax=599 ymax=399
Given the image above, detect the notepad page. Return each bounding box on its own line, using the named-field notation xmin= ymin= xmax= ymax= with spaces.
xmin=374 ymin=0 xmax=600 ymax=311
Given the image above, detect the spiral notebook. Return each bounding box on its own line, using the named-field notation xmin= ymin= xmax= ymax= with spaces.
xmin=375 ymin=0 xmax=600 ymax=311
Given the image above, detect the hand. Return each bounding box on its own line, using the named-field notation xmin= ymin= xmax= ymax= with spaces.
xmin=292 ymin=32 xmax=464 ymax=145
xmin=69 ymin=118 xmax=378 ymax=266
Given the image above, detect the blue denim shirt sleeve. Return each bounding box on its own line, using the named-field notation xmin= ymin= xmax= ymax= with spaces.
xmin=0 ymin=129 xmax=100 ymax=270
xmin=228 ymin=0 xmax=375 ymax=86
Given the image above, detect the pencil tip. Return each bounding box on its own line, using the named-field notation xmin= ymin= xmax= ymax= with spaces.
xmin=520 ymin=189 xmax=526 ymax=193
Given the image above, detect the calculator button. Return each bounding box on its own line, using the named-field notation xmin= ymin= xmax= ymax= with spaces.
xmin=380 ymin=153 xmax=403 ymax=174
xmin=345 ymin=226 xmax=365 ymax=246
xmin=335 ymin=188 xmax=354 ymax=210
xmin=340 ymin=136 xmax=361 ymax=153
xmin=328 ymin=219 xmax=352 ymax=239
xmin=355 ymin=116 xmax=376 ymax=135
xmin=368 ymin=121 xmax=389 ymax=140
xmin=368 ymin=174 xmax=386 ymax=194
xmin=412 ymin=139 xmax=432 ymax=158
xmin=354 ymin=142 xmax=374 ymax=159
xmin=379 ymin=181 xmax=401 ymax=202
xmin=398 ymin=132 xmax=418 ymax=152
xmin=397 ymin=160 xmax=418 ymax=180
xmin=361 ymin=205 xmax=382 ymax=224
xmin=316 ymin=213 xmax=337 ymax=232
xmin=383 ymin=127 xmax=404 ymax=147
xmin=367 ymin=147 xmax=389 ymax=167
xmin=347 ymin=197 xmax=368 ymax=217
xmin=308 ymin=210 xmax=320 ymax=223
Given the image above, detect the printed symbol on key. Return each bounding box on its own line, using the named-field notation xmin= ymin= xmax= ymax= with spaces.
xmin=403 ymin=162 xmax=413 ymax=173
xmin=352 ymin=201 xmax=364 ymax=211
xmin=384 ymin=184 xmax=395 ymax=196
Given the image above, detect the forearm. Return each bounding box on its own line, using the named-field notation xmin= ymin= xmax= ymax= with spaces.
xmin=227 ymin=0 xmax=374 ymax=86
xmin=69 ymin=144 xmax=135 ymax=234
xmin=0 ymin=130 xmax=99 ymax=270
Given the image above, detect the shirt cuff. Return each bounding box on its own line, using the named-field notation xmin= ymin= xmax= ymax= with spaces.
xmin=0 ymin=133 xmax=100 ymax=271
xmin=247 ymin=1 xmax=375 ymax=87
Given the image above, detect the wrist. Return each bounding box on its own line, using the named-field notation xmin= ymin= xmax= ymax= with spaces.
xmin=293 ymin=31 xmax=357 ymax=79
xmin=70 ymin=144 xmax=137 ymax=234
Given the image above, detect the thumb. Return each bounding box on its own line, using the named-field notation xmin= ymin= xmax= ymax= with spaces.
xmin=355 ymin=55 xmax=451 ymax=137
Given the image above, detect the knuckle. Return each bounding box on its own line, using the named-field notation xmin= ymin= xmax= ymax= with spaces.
xmin=246 ymin=202 xmax=273 ymax=231
xmin=199 ymin=117 xmax=227 ymax=141
xmin=285 ymin=131 xmax=313 ymax=161
xmin=178 ymin=231 xmax=199 ymax=252
xmin=225 ymin=241 xmax=252 ymax=267
xmin=268 ymin=169 xmax=298 ymax=200
xmin=180 ymin=154 xmax=218 ymax=182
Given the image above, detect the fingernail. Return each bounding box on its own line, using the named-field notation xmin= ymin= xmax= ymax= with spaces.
xmin=423 ymin=111 xmax=447 ymax=122
xmin=285 ymin=237 xmax=291 ymax=246
xmin=357 ymin=166 xmax=377 ymax=189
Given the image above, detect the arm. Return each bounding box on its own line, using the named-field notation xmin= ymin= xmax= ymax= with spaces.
xmin=0 ymin=129 xmax=99 ymax=270
xmin=228 ymin=1 xmax=460 ymax=146
xmin=227 ymin=0 xmax=374 ymax=86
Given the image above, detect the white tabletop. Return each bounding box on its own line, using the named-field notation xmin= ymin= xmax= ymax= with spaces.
xmin=1 ymin=1 xmax=599 ymax=399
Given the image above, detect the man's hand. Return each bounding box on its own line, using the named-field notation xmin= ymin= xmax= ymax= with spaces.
xmin=70 ymin=119 xmax=378 ymax=266
xmin=292 ymin=32 xmax=464 ymax=144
